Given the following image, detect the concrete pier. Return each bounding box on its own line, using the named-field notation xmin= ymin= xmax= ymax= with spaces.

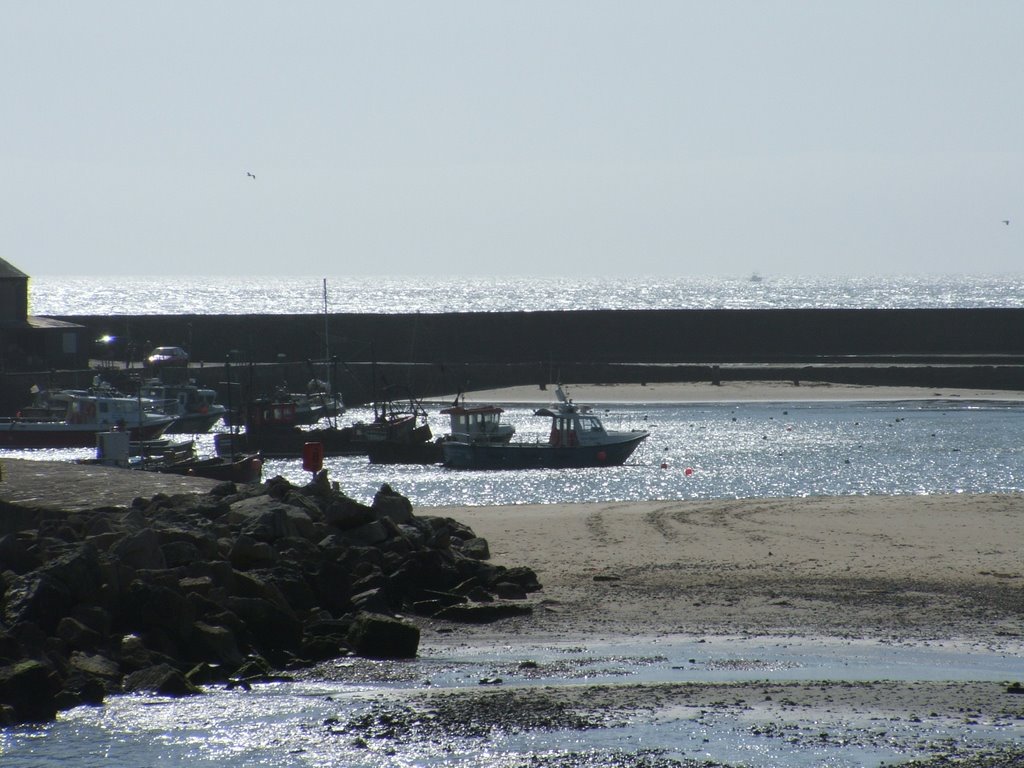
xmin=0 ymin=458 xmax=217 ymax=518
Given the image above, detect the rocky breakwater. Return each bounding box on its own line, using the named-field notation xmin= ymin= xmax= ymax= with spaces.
xmin=0 ymin=474 xmax=540 ymax=724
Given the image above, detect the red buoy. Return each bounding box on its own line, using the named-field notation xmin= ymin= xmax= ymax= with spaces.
xmin=302 ymin=441 xmax=324 ymax=473
xmin=684 ymin=467 xmax=694 ymax=476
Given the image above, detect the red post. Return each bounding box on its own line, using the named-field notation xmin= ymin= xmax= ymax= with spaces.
xmin=302 ymin=442 xmax=324 ymax=474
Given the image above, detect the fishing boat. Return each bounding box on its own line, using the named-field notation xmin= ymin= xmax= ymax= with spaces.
xmin=0 ymin=390 xmax=175 ymax=448
xmin=139 ymin=379 xmax=228 ymax=433
xmin=149 ymin=452 xmax=263 ymax=484
xmin=441 ymin=386 xmax=648 ymax=470
xmin=215 ymin=392 xmax=432 ymax=460
xmin=440 ymin=399 xmax=516 ymax=444
xmin=366 ymin=398 xmax=515 ymax=465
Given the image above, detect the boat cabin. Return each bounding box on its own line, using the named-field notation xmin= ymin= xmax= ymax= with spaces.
xmin=65 ymin=391 xmax=161 ymax=429
xmin=140 ymin=380 xmax=221 ymax=417
xmin=440 ymin=403 xmax=515 ymax=444
xmin=245 ymin=399 xmax=299 ymax=428
xmin=545 ymin=411 xmax=608 ymax=447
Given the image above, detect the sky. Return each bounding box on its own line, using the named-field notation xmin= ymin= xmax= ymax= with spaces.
xmin=2 ymin=2 xmax=1022 ymax=278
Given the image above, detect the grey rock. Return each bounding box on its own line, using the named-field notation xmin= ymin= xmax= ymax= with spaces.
xmin=346 ymin=612 xmax=420 ymax=659
xmin=0 ymin=659 xmax=59 ymax=722
xmin=123 ymin=664 xmax=201 ymax=697
xmin=112 ymin=528 xmax=167 ymax=570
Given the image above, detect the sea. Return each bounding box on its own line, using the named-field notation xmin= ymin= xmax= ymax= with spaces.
xmin=3 ymin=273 xmax=1024 ymax=767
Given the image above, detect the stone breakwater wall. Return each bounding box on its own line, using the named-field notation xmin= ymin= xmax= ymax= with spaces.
xmin=4 ymin=308 xmax=1019 ymax=410
xmin=0 ymin=473 xmax=540 ymax=724
xmin=56 ymin=308 xmax=1024 ymax=366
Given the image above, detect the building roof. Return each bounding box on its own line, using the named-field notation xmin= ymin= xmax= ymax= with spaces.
xmin=0 ymin=256 xmax=28 ymax=279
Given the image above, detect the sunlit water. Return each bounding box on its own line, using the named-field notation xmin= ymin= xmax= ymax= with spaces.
xmin=2 ymin=637 xmax=1020 ymax=767
xmin=6 ymin=399 xmax=1020 ymax=506
xmin=29 ymin=272 xmax=1024 ymax=315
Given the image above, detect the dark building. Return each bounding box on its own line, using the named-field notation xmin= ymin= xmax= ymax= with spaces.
xmin=0 ymin=256 xmax=89 ymax=371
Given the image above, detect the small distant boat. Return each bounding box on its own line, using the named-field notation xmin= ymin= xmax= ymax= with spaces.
xmin=151 ymin=452 xmax=263 ymax=484
xmin=86 ymin=431 xmax=263 ymax=484
xmin=441 ymin=386 xmax=648 ymax=470
xmin=139 ymin=379 xmax=228 ymax=434
xmin=224 ymin=383 xmax=344 ymax=428
xmin=0 ymin=389 xmax=175 ymax=448
xmin=749 ymin=272 xmax=764 ymax=283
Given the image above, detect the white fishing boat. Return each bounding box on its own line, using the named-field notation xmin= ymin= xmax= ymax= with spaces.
xmin=441 ymin=386 xmax=648 ymax=470
xmin=0 ymin=389 xmax=175 ymax=448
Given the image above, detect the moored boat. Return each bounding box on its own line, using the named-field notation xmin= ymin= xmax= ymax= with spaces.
xmin=152 ymin=452 xmax=263 ymax=484
xmin=367 ymin=398 xmax=516 ymax=465
xmin=441 ymin=386 xmax=648 ymax=470
xmin=0 ymin=390 xmax=175 ymax=448
xmin=139 ymin=379 xmax=228 ymax=433
xmin=439 ymin=400 xmax=516 ymax=444
xmin=87 ymin=430 xmax=263 ymax=483
xmin=215 ymin=394 xmax=432 ymax=460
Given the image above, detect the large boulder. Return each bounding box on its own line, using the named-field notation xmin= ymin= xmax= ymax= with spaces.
xmin=225 ymin=597 xmax=302 ymax=656
xmin=3 ymin=572 xmax=73 ymax=633
xmin=186 ymin=621 xmax=244 ymax=668
xmin=371 ymin=484 xmax=414 ymax=524
xmin=112 ymin=528 xmax=167 ymax=570
xmin=228 ymin=534 xmax=277 ymax=570
xmin=123 ymin=664 xmax=201 ymax=697
xmin=122 ymin=580 xmax=196 ymax=640
xmin=229 ymin=497 xmax=317 ymax=542
xmin=0 ymin=533 xmax=41 ymax=574
xmin=0 ymin=660 xmax=59 ymax=722
xmin=324 ymin=497 xmax=376 ymax=530
xmin=346 ymin=612 xmax=420 ymax=659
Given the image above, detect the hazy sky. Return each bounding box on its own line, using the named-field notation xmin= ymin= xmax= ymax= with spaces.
xmin=2 ymin=2 xmax=1021 ymax=278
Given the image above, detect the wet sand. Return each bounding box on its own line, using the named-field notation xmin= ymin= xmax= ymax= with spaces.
xmin=424 ymin=494 xmax=1024 ymax=647
xmin=415 ymin=493 xmax=1024 ymax=765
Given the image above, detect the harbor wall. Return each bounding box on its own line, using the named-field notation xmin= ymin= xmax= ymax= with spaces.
xmin=53 ymin=307 xmax=1024 ymax=366
xmin=2 ymin=308 xmax=1023 ymax=411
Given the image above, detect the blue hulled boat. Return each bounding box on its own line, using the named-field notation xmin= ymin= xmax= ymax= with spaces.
xmin=441 ymin=386 xmax=648 ymax=470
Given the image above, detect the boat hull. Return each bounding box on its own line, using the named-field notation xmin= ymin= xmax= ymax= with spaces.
xmin=442 ymin=433 xmax=647 ymax=470
xmin=366 ymin=439 xmax=443 ymax=465
xmin=0 ymin=421 xmax=171 ymax=449
xmin=215 ymin=423 xmax=434 ymax=460
xmin=154 ymin=454 xmax=263 ymax=484
xmin=163 ymin=411 xmax=226 ymax=434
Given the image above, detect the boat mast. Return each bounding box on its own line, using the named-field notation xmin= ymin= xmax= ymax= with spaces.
xmin=323 ymin=278 xmax=330 ymax=396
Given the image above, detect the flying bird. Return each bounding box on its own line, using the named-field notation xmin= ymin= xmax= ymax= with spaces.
xmin=1003 ymin=219 xmax=1010 ymax=225
xmin=246 ymin=171 xmax=256 ymax=179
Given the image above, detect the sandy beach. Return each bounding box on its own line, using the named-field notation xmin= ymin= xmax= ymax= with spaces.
xmin=409 ymin=494 xmax=1024 ymax=765
xmin=443 ymin=379 xmax=1024 ymax=405
xmin=407 ymin=381 xmax=1024 ymax=764
xmin=424 ymin=494 xmax=1024 ymax=647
